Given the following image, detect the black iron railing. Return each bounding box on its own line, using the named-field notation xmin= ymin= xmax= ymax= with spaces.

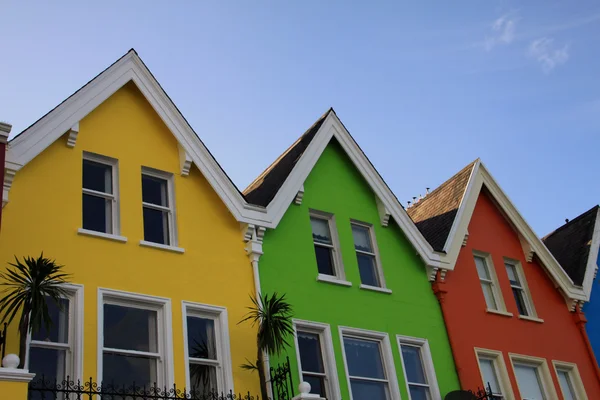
xmin=269 ymin=357 xmax=294 ymax=400
xmin=469 ymin=383 xmax=500 ymax=400
xmin=28 ymin=376 xmax=263 ymax=400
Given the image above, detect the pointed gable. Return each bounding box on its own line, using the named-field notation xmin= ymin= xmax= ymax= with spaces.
xmin=544 ymin=205 xmax=600 ymax=286
xmin=407 ymin=161 xmax=477 ymax=252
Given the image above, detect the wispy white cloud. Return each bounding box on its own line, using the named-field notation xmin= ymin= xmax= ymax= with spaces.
xmin=528 ymin=37 xmax=569 ymax=73
xmin=484 ymin=14 xmax=519 ymax=51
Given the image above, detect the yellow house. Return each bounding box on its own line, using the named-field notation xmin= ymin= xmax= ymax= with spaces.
xmin=0 ymin=50 xmax=271 ymax=397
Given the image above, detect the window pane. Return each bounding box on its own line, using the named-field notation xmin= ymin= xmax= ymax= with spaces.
xmin=479 ymin=358 xmax=502 ymax=395
xmin=189 ymin=363 xmax=217 ymax=395
xmin=83 ymin=194 xmax=112 ymax=233
xmin=474 ymin=257 xmax=490 ymax=280
xmin=297 ymin=331 xmax=325 ymax=373
xmin=104 ymin=304 xmax=158 ymax=352
xmin=349 ymin=379 xmax=389 ymax=400
xmin=102 ymin=353 xmax=157 ymax=388
xmin=29 ymin=347 xmax=66 ymax=384
xmin=557 ymin=370 xmax=576 ymax=400
xmin=514 ymin=364 xmax=545 ymax=400
xmin=357 ymin=254 xmax=380 ymax=287
xmin=409 ymin=385 xmax=432 ymax=400
xmin=142 ymin=175 xmax=168 ymax=207
xmin=481 ymin=282 xmax=498 ymax=310
xmin=401 ymin=345 xmax=427 ymax=384
xmin=83 ymin=159 xmax=112 ymax=194
xmin=310 ymin=217 xmax=332 ymax=245
xmin=32 ymin=297 xmax=69 ymax=343
xmin=343 ymin=337 xmax=385 ymax=379
xmin=314 ymin=246 xmax=335 ymax=276
xmin=187 ymin=317 xmax=217 ymax=360
xmin=303 ymin=375 xmax=326 ymax=398
xmin=352 ymin=225 xmax=373 ymax=253
xmin=513 ymin=288 xmax=529 ymax=316
xmin=143 ymin=207 xmax=170 ymax=245
xmin=505 ymin=264 xmax=520 ymax=286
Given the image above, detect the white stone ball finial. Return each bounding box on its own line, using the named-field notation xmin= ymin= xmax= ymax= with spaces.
xmin=298 ymin=381 xmax=311 ymax=394
xmin=2 ymin=353 xmax=20 ymax=368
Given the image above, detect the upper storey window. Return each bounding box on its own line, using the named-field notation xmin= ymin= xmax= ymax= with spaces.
xmin=351 ymin=222 xmax=385 ymax=289
xmin=310 ymin=211 xmax=344 ymax=280
xmin=505 ymin=260 xmax=536 ymax=317
xmin=82 ymin=152 xmax=119 ymax=234
xmin=474 ymin=254 xmax=504 ymax=312
xmin=142 ymin=168 xmax=177 ymax=246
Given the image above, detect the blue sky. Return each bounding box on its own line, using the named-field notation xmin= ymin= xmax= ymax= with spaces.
xmin=1 ymin=1 xmax=599 ymax=236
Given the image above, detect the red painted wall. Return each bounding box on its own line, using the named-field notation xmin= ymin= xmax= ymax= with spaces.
xmin=442 ymin=190 xmax=600 ymax=398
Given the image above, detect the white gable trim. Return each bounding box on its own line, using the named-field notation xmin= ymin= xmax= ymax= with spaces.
xmin=260 ymin=112 xmax=441 ymax=269
xmin=582 ymin=208 xmax=600 ymax=298
xmin=438 ymin=161 xmax=588 ymax=305
xmin=3 ymin=50 xmax=272 ymax=225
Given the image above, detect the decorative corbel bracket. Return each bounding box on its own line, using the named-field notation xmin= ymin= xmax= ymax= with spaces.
xmin=178 ymin=144 xmax=193 ymax=176
xmin=242 ymin=223 xmax=266 ymax=261
xmin=65 ymin=123 xmax=80 ymax=148
xmin=3 ymin=160 xmax=20 ymax=208
xmin=519 ymin=235 xmax=535 ymax=262
xmin=462 ymin=231 xmax=469 ymax=247
xmin=294 ymin=185 xmax=304 ymax=205
xmin=377 ymin=197 xmax=391 ymax=227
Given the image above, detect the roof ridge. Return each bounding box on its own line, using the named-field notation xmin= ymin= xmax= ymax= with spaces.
xmin=543 ymin=205 xmax=600 ymax=241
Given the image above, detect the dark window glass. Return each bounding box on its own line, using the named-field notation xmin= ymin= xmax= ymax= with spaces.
xmin=401 ymin=345 xmax=427 ymax=384
xmin=142 ymin=175 xmax=168 ymax=207
xmin=103 ymin=304 xmax=158 ymax=352
xmin=304 ymin=375 xmax=326 ymax=397
xmin=83 ymin=194 xmax=111 ymax=233
xmin=409 ymin=386 xmax=430 ymax=400
xmin=314 ymin=246 xmax=335 ymax=276
xmin=32 ymin=297 xmax=69 ymax=343
xmin=189 ymin=364 xmax=217 ymax=395
xmin=186 ymin=317 xmax=216 ymax=360
xmin=512 ymin=289 xmax=529 ymax=316
xmin=143 ymin=208 xmax=169 ymax=245
xmin=344 ymin=337 xmax=385 ymax=379
xmin=349 ymin=379 xmax=388 ymax=400
xmin=357 ymin=254 xmax=380 ymax=287
xmin=102 ymin=353 xmax=156 ymax=388
xmin=298 ymin=332 xmax=324 ymax=373
xmin=83 ymin=160 xmax=112 ymax=194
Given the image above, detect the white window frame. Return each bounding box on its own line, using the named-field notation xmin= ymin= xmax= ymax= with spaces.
xmin=97 ymin=288 xmax=174 ymax=388
xmin=473 ymin=251 xmax=509 ymax=315
xmin=509 ymin=353 xmax=558 ymax=400
xmin=396 ymin=335 xmax=441 ymax=400
xmin=552 ymin=360 xmax=588 ymax=400
xmin=504 ymin=258 xmax=541 ymax=321
xmin=26 ymin=283 xmax=84 ymax=382
xmin=351 ymin=220 xmax=387 ymax=291
xmin=292 ymin=319 xmax=341 ymax=400
xmin=140 ymin=167 xmax=179 ymax=249
xmin=81 ymin=152 xmax=121 ymax=236
xmin=474 ymin=348 xmax=515 ymax=400
xmin=182 ymin=301 xmax=234 ymax=394
xmin=338 ymin=326 xmax=401 ymax=400
xmin=309 ymin=210 xmax=347 ymax=283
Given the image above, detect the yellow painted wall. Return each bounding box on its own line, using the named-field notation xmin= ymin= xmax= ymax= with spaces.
xmin=0 ymin=82 xmax=259 ymax=393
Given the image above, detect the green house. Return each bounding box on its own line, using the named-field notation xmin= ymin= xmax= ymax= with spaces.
xmin=244 ymin=109 xmax=460 ymax=400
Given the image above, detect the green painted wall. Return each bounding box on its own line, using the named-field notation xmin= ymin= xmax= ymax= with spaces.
xmin=259 ymin=140 xmax=460 ymax=398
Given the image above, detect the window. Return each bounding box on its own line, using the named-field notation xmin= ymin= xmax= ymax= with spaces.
xmin=397 ymin=336 xmax=440 ymax=400
xmin=351 ymin=222 xmax=384 ymax=288
xmin=183 ymin=302 xmax=233 ymax=396
xmin=474 ymin=254 xmax=503 ymax=312
xmin=293 ymin=320 xmax=340 ymax=400
xmin=504 ymin=261 xmax=535 ymax=317
xmin=142 ymin=168 xmax=176 ymax=246
xmin=553 ymin=361 xmax=586 ymax=400
xmin=475 ymin=348 xmax=513 ymax=400
xmin=310 ymin=211 xmax=344 ymax=279
xmin=28 ymin=285 xmax=83 ymax=387
xmin=82 ymin=153 xmax=119 ymax=234
xmin=510 ymin=354 xmax=557 ymax=400
xmin=99 ymin=289 xmax=172 ymax=389
xmin=340 ymin=327 xmax=400 ymax=400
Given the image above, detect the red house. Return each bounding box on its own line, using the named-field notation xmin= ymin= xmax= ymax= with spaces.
xmin=0 ymin=122 xmax=10 ymax=229
xmin=408 ymin=159 xmax=600 ymax=399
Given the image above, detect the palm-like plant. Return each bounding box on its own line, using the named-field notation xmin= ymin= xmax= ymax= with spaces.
xmin=239 ymin=292 xmax=294 ymax=399
xmin=0 ymin=254 xmax=71 ymax=367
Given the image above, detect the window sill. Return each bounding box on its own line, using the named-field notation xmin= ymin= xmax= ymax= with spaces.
xmin=518 ymin=315 xmax=544 ymax=323
xmin=359 ymin=284 xmax=392 ymax=294
xmin=486 ymin=309 xmax=513 ymax=318
xmin=317 ymin=274 xmax=352 ymax=287
xmin=139 ymin=240 xmax=185 ymax=253
xmin=77 ymin=228 xmax=127 ymax=243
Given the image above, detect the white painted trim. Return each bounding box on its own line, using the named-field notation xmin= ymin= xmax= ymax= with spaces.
xmin=292 ymin=319 xmax=341 ymax=400
xmin=504 ymin=257 xmax=539 ymax=319
xmin=508 ymin=353 xmax=558 ymax=400
xmin=97 ymin=288 xmax=174 ymax=388
xmin=139 ymin=240 xmax=185 ymax=253
xmin=396 ymin=335 xmax=441 ymax=400
xmin=66 ymin=122 xmax=79 ymax=148
xmin=359 ymin=284 xmax=392 ymax=294
xmin=82 ymin=151 xmax=121 ymax=235
xmin=0 ymin=368 xmax=36 ymax=382
xmin=351 ymin=220 xmax=387 ymax=289
xmin=581 ymin=208 xmax=600 ymax=300
xmin=552 ymin=360 xmax=588 ymax=400
xmin=178 ymin=144 xmax=193 ymax=177
xmin=474 ymin=348 xmax=515 ymax=400
xmin=77 ymin=228 xmax=127 ymax=243
xmin=181 ymin=301 xmax=234 ymax=393
xmin=518 ymin=315 xmax=544 ymax=323
xmin=486 ymin=309 xmax=514 ymax=318
xmin=316 ymin=274 xmax=352 ymax=287
xmin=338 ymin=326 xmax=401 ymax=400
xmin=309 ymin=210 xmax=346 ymax=281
